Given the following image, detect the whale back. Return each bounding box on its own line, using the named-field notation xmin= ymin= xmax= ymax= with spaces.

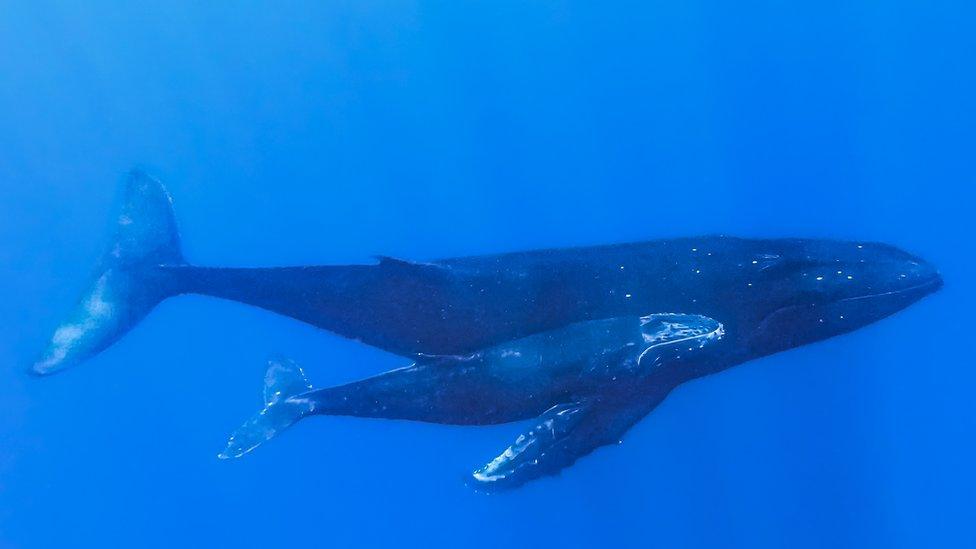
xmin=468 ymin=313 xmax=724 ymax=389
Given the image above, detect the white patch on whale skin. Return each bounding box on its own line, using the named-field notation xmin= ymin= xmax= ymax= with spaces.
xmin=473 ymin=404 xmax=585 ymax=483
xmin=474 ymin=435 xmax=538 ymax=482
xmin=636 ymin=314 xmax=724 ymax=367
xmin=35 ymin=273 xmax=118 ymax=373
xmin=84 ymin=274 xmax=115 ymax=319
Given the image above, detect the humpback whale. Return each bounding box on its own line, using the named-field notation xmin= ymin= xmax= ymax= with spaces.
xmin=33 ymin=172 xmax=943 ymax=488
xmin=219 ymin=314 xmax=726 ymax=488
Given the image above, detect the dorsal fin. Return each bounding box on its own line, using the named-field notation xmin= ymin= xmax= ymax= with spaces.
xmin=374 ymin=255 xmax=448 ymax=275
xmin=374 ymin=255 xmax=414 ymax=267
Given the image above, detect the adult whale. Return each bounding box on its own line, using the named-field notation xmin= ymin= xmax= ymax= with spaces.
xmin=32 ymin=172 xmax=942 ymax=486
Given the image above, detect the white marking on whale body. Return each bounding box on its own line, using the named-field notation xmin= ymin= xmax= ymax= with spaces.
xmin=636 ymin=314 xmax=725 ymax=367
xmin=35 ymin=274 xmax=117 ymax=373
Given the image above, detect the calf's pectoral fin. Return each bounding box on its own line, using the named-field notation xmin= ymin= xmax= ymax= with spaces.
xmin=470 ymin=390 xmax=668 ymax=490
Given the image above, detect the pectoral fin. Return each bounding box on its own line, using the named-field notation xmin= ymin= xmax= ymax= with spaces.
xmin=471 ymin=391 xmax=667 ymax=490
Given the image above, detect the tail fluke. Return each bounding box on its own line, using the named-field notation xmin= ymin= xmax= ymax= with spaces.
xmin=218 ymin=358 xmax=315 ymax=459
xmin=31 ymin=171 xmax=185 ymax=375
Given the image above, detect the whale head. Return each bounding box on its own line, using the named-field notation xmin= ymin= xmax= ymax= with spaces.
xmin=745 ymin=240 xmax=943 ymax=353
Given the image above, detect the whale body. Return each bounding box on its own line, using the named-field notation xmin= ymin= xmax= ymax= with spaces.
xmin=32 ymin=172 xmax=943 ymax=488
xmin=220 ymin=314 xmax=725 ymax=488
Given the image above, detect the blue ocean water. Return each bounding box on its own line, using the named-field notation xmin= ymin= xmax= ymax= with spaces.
xmin=1 ymin=2 xmax=973 ymax=547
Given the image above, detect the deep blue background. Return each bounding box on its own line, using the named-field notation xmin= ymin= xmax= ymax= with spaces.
xmin=1 ymin=2 xmax=973 ymax=547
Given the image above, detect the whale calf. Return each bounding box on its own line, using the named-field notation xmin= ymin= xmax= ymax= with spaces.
xmin=33 ymin=172 xmax=943 ymax=488
xmin=219 ymin=314 xmax=724 ymax=488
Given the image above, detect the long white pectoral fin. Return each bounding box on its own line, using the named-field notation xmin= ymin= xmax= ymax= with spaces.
xmin=470 ymin=392 xmax=667 ymax=490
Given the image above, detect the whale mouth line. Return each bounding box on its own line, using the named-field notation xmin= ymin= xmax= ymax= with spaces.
xmin=837 ymin=275 xmax=943 ymax=304
xmin=756 ymin=274 xmax=943 ymax=329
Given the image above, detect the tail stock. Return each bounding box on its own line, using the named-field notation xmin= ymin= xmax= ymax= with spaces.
xmin=32 ymin=171 xmax=186 ymax=375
